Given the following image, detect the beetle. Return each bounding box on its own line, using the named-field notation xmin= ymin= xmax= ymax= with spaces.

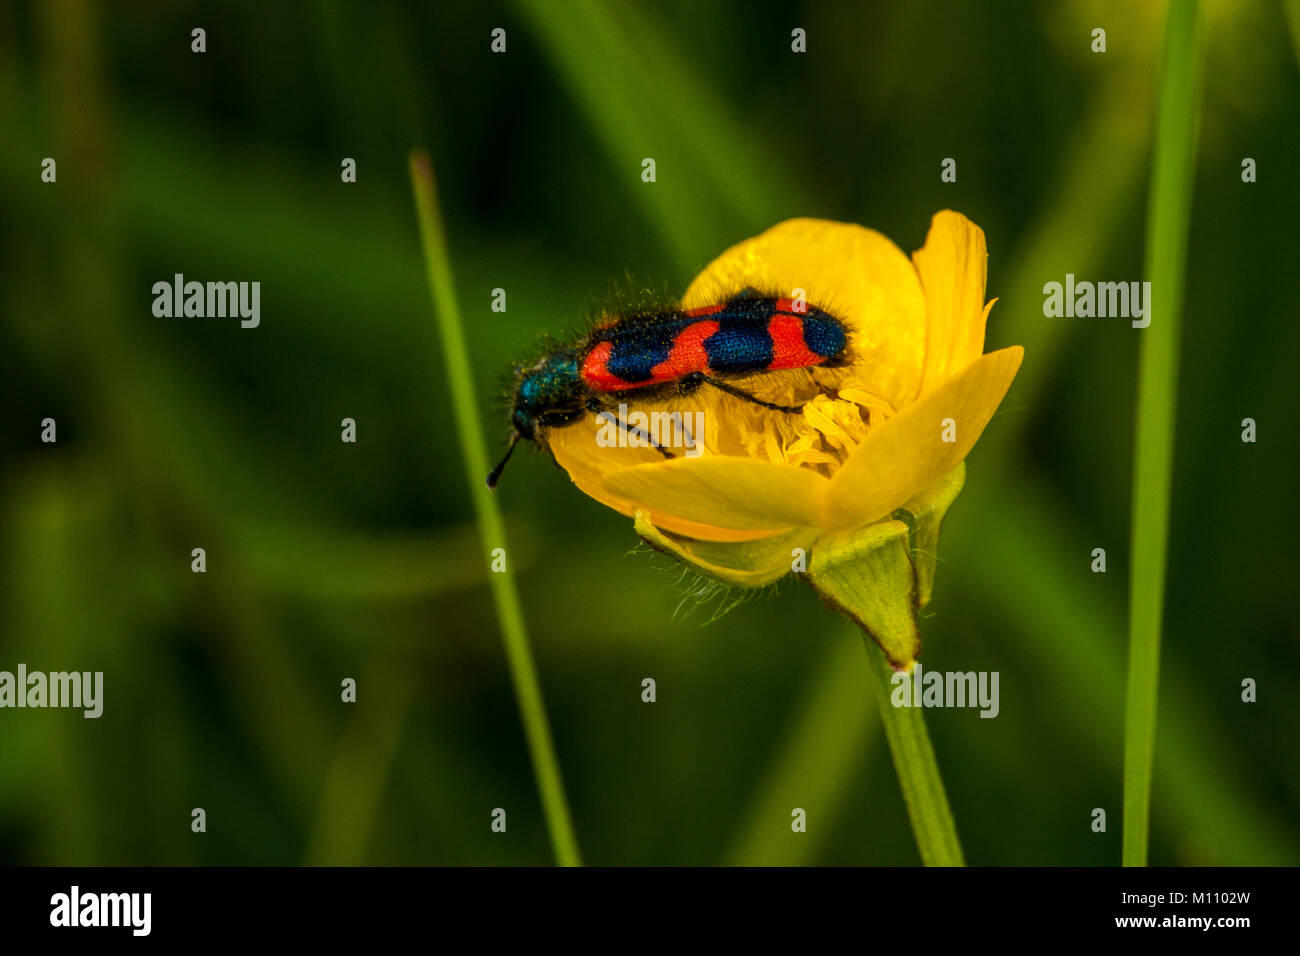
xmin=487 ymin=291 xmax=849 ymax=488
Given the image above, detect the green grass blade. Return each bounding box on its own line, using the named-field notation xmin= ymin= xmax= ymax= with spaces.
xmin=1124 ymin=0 xmax=1204 ymax=868
xmin=409 ymin=151 xmax=582 ymax=867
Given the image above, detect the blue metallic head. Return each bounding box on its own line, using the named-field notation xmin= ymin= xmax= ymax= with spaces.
xmin=488 ymin=350 xmax=586 ymax=489
xmin=511 ymin=351 xmax=584 ymax=438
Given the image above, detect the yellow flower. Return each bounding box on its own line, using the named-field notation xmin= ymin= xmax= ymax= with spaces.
xmin=546 ymin=212 xmax=1022 ymax=668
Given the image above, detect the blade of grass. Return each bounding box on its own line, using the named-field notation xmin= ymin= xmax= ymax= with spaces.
xmin=1124 ymin=0 xmax=1204 ymax=867
xmin=409 ymin=151 xmax=581 ymax=867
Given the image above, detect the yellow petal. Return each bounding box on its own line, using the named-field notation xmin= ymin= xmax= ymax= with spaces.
xmin=911 ymin=211 xmax=992 ymax=396
xmin=682 ymin=218 xmax=929 ymax=412
xmin=544 ymin=398 xmax=778 ymax=542
xmin=822 ymin=346 xmax=1023 ymax=531
xmin=635 ymin=512 xmax=817 ymax=588
xmin=604 ymin=457 xmax=830 ymax=532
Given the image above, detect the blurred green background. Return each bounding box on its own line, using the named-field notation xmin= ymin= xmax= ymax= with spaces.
xmin=2 ymin=0 xmax=1296 ymax=865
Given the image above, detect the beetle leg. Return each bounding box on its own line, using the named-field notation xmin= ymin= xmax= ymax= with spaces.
xmin=683 ymin=373 xmax=804 ymax=414
xmin=586 ymin=397 xmax=675 ymax=459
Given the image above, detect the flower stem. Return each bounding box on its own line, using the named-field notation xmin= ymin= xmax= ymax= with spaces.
xmin=862 ymin=640 xmax=965 ymax=866
xmin=409 ymin=151 xmax=582 ymax=867
xmin=1123 ymin=0 xmax=1203 ymax=868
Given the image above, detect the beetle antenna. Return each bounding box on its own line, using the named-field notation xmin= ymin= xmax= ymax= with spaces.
xmin=486 ymin=432 xmax=522 ymax=489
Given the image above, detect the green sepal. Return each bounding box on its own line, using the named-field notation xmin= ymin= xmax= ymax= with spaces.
xmin=804 ymin=518 xmax=920 ymax=671
xmin=893 ymin=461 xmax=965 ymax=610
xmin=633 ymin=511 xmax=818 ymax=589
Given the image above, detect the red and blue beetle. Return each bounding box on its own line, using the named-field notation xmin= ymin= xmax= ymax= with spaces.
xmin=488 ymin=292 xmax=849 ymax=487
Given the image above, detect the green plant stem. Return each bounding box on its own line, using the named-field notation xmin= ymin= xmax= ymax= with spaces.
xmin=409 ymin=151 xmax=582 ymax=867
xmin=862 ymin=642 xmax=965 ymax=866
xmin=1124 ymin=1 xmax=1203 ymax=868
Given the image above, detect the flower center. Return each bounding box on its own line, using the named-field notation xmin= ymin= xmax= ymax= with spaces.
xmin=697 ymin=368 xmax=897 ymax=478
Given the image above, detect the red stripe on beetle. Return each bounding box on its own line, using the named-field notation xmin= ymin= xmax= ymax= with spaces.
xmin=580 ymin=341 xmax=636 ymax=390
xmin=649 ymin=320 xmax=720 ymax=383
xmin=685 ymin=303 xmax=726 ymax=318
xmin=766 ymin=315 xmax=824 ymax=369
